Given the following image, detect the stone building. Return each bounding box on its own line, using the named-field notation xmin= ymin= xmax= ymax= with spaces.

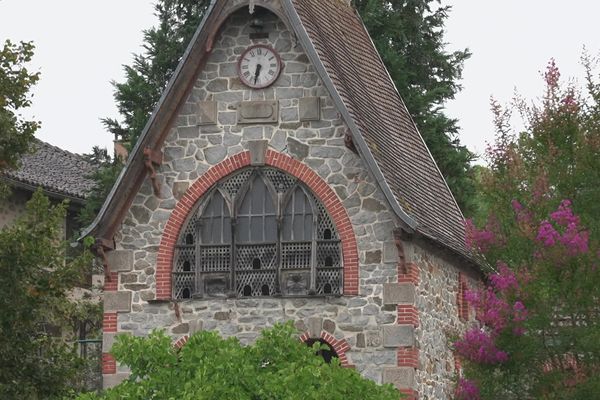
xmin=85 ymin=1 xmax=482 ymax=398
xmin=1 ymin=139 xmax=95 ymax=233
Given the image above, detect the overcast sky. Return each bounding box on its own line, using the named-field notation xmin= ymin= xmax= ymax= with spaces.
xmin=1 ymin=0 xmax=598 ymax=162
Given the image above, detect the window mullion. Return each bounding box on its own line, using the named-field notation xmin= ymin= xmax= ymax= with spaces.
xmin=275 ymin=192 xmax=283 ymax=295
xmin=310 ymin=208 xmax=318 ymax=295
xmin=230 ymin=204 xmax=237 ymax=298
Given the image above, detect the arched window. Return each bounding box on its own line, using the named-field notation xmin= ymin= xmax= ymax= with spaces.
xmin=172 ymin=167 xmax=342 ymax=299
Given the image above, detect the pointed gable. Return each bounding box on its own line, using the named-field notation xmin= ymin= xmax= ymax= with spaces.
xmin=85 ymin=0 xmax=471 ymax=262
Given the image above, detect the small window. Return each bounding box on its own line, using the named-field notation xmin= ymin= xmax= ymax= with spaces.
xmin=305 ymin=339 xmax=339 ymax=364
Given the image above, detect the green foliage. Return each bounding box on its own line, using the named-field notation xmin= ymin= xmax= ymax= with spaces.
xmin=77 ymin=322 xmax=400 ymax=400
xmin=0 ymin=40 xmax=40 ymax=171
xmin=354 ymin=0 xmax=476 ymax=215
xmin=0 ymin=190 xmax=96 ymax=399
xmin=77 ymin=147 xmax=123 ymax=226
xmin=103 ymin=0 xmax=210 ymax=148
xmin=460 ymin=58 xmax=600 ymax=399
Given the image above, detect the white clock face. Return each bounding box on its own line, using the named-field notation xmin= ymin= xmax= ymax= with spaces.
xmin=238 ymin=45 xmax=282 ymax=89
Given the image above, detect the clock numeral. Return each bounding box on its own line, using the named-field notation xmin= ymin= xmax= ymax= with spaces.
xmin=256 ymin=76 xmax=261 ymax=84
xmin=249 ymin=51 xmax=255 ymax=57
xmin=270 ymin=63 xmax=276 ymax=68
xmin=257 ymin=48 xmax=262 ymax=55
xmin=243 ymin=58 xmax=250 ymax=62
xmin=268 ymin=56 xmax=275 ymax=61
xmin=241 ymin=65 xmax=249 ymax=70
xmin=268 ymin=70 xmax=275 ymax=76
xmin=243 ymin=71 xmax=251 ymax=78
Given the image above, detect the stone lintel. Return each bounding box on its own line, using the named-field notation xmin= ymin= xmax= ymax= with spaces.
xmin=247 ymin=140 xmax=268 ymax=165
xmin=382 ymin=367 xmax=415 ymax=390
xmin=105 ymin=250 xmax=133 ymax=273
xmin=383 ymin=241 xmax=398 ymax=263
xmin=103 ymin=373 xmax=130 ymax=389
xmin=307 ymin=317 xmax=323 ymax=338
xmin=383 ymin=283 xmax=415 ymax=305
xmin=198 ymin=100 xmax=218 ymax=125
xmin=103 ymin=332 xmax=132 ymax=353
xmin=382 ymin=325 xmax=415 ymax=347
xmin=299 ymin=96 xmax=321 ymax=121
xmin=104 ymin=291 xmax=132 ymax=313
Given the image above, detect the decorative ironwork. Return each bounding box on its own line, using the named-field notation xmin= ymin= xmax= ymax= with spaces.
xmin=172 ymin=167 xmax=342 ymax=299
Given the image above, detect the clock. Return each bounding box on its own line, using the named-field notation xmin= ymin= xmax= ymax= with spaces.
xmin=237 ymin=44 xmax=282 ymax=89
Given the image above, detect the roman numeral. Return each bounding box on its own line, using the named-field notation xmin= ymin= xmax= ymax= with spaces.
xmin=242 ymin=65 xmax=248 ymax=70
xmin=249 ymin=51 xmax=255 ymax=57
xmin=268 ymin=70 xmax=275 ymax=75
xmin=257 ymin=48 xmax=262 ymax=55
xmin=270 ymin=63 xmax=276 ymax=68
xmin=243 ymin=71 xmax=250 ymax=77
xmin=268 ymin=56 xmax=274 ymax=61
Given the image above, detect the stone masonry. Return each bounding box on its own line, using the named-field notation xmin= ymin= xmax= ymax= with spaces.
xmin=101 ymin=6 xmax=479 ymax=398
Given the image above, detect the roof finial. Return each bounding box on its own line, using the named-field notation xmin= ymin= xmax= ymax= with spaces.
xmin=249 ymin=0 xmax=255 ymax=14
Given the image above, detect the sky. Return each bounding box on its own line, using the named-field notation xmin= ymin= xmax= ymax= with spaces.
xmin=1 ymin=0 xmax=599 ymax=161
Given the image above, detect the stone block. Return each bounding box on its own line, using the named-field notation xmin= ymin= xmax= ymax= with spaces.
xmin=103 ymin=332 xmax=131 ymax=353
xmin=382 ymin=367 xmax=415 ymax=390
xmin=382 ymin=325 xmax=415 ymax=347
xmin=104 ymin=291 xmax=132 ymax=313
xmin=247 ymin=140 xmax=268 ymax=165
xmin=172 ymin=181 xmax=189 ymax=200
xmin=189 ymin=319 xmax=203 ymax=335
xmin=238 ymin=100 xmax=279 ymax=124
xmin=105 ymin=250 xmax=133 ymax=273
xmin=383 ymin=283 xmax=415 ymax=305
xmin=307 ymin=317 xmax=323 ymax=338
xmin=299 ymin=97 xmax=321 ymax=121
xmin=198 ymin=101 xmax=217 ymax=125
xmin=382 ymin=242 xmax=398 ymax=263
xmin=103 ymin=373 xmax=130 ymax=390
xmin=287 ymin=137 xmax=308 ymax=160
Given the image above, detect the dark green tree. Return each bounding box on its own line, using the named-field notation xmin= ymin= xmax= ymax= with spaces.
xmin=0 ymin=40 xmax=40 ymax=171
xmin=354 ymin=0 xmax=475 ymax=214
xmin=0 ymin=190 xmax=95 ymax=399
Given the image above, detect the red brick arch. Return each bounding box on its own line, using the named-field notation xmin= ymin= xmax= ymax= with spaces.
xmin=156 ymin=149 xmax=359 ymax=300
xmin=300 ymin=330 xmax=353 ymax=367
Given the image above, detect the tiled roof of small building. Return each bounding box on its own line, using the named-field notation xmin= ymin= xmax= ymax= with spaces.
xmin=3 ymin=140 xmax=96 ymax=200
xmin=288 ymin=0 xmax=469 ymax=258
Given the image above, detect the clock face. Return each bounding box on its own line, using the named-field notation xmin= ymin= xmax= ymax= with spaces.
xmin=238 ymin=45 xmax=282 ymax=89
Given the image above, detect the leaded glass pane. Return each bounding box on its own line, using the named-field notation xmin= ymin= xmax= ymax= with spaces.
xmin=283 ymin=186 xmax=314 ymax=241
xmin=200 ymin=191 xmax=231 ymax=244
xmin=237 ymin=175 xmax=276 ymax=243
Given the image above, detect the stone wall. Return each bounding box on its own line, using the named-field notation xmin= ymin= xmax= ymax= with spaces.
xmin=102 ymin=5 xmax=478 ymax=398
xmin=406 ymin=238 xmax=480 ymax=399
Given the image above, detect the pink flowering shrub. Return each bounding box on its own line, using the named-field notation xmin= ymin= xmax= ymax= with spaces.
xmin=455 ymin=378 xmax=480 ymax=400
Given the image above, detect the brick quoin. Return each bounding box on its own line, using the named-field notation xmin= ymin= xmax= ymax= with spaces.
xmin=102 ymin=312 xmax=118 ymax=375
xmin=457 ymin=272 xmax=469 ymax=321
xmin=156 ymin=150 xmax=359 ymax=300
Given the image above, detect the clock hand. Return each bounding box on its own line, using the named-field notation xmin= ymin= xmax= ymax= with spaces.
xmin=254 ymin=64 xmax=262 ymax=85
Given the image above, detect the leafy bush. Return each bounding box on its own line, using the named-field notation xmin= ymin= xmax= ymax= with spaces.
xmin=78 ymin=322 xmax=401 ymax=400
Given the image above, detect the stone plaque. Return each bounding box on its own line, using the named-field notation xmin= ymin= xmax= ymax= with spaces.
xmin=198 ymin=101 xmax=217 ymax=125
xmin=282 ymin=271 xmax=310 ymax=296
xmin=383 ymin=283 xmax=415 ymax=305
xmin=238 ymin=100 xmax=279 ymax=124
xmin=299 ymin=97 xmax=321 ymax=121
xmin=203 ymin=273 xmax=229 ymax=297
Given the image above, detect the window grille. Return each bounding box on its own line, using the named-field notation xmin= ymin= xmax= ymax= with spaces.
xmin=172 ymin=167 xmax=343 ymax=299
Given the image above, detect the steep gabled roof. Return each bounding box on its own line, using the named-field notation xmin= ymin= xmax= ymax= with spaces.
xmin=2 ymin=140 xmax=95 ymax=202
xmin=284 ymin=0 xmax=468 ymax=258
xmin=83 ymin=0 xmax=472 ymax=263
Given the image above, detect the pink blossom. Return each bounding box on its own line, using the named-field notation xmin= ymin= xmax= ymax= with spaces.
xmin=454 ymin=329 xmax=509 ymax=364
xmin=489 ymin=262 xmax=519 ymax=292
xmin=537 ymin=220 xmax=559 ymax=246
xmin=455 ymin=378 xmax=481 ymax=400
